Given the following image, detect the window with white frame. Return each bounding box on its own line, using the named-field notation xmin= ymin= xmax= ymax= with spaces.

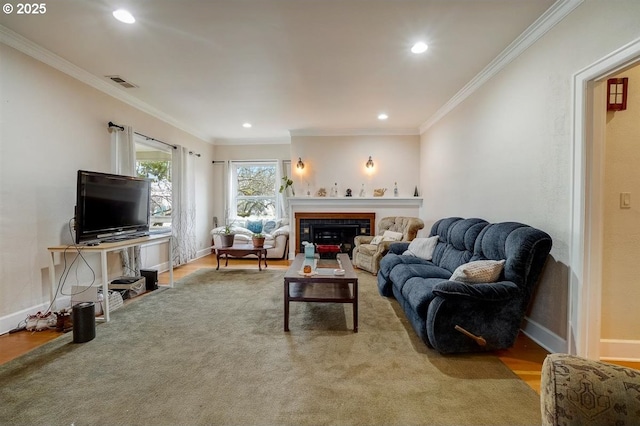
xmin=229 ymin=161 xmax=278 ymax=220
xmin=135 ymin=140 xmax=172 ymax=229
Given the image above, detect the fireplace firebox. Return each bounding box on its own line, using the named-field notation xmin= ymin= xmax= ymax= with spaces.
xmin=295 ymin=212 xmax=375 ymax=258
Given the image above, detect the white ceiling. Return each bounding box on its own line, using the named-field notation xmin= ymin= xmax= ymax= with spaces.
xmin=0 ymin=0 xmax=557 ymax=143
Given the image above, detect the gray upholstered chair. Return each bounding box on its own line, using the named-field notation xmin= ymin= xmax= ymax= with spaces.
xmin=352 ymin=216 xmax=424 ymax=274
xmin=541 ymin=353 xmax=640 ymax=426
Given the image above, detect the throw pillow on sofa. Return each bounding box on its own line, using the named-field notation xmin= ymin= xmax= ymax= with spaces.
xmin=402 ymin=236 xmax=438 ymax=260
xmin=450 ymin=259 xmax=505 ymax=283
xmin=382 ymin=230 xmax=403 ymax=241
xmin=262 ymin=220 xmax=277 ymax=234
xmin=246 ymin=220 xmax=263 ymax=234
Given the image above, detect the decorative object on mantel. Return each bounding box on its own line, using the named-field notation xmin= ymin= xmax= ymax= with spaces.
xmin=359 ymin=184 xmax=366 ymax=197
xmin=394 ymin=182 xmax=398 ymax=197
xmin=414 ymin=186 xmax=419 ymax=197
xmin=373 ymin=188 xmax=387 ymax=197
xmin=279 ymin=176 xmax=295 ymax=196
xmin=316 ymin=187 xmax=327 ymax=197
xmin=345 ymin=188 xmax=352 ymax=197
xmin=330 ymin=182 xmax=338 ymax=197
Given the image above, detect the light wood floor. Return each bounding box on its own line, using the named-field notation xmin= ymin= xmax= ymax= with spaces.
xmin=2 ymin=253 xmax=638 ymax=395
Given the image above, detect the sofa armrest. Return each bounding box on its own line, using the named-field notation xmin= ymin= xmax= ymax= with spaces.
xmin=271 ymin=225 xmax=289 ymax=237
xmin=432 ymin=280 xmax=520 ymax=302
xmin=388 ymin=242 xmax=410 ymax=255
xmin=354 ymin=235 xmax=374 ymax=246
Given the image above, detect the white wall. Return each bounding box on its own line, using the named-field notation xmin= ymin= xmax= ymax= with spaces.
xmin=419 ymin=0 xmax=640 ymax=354
xmin=0 ymin=43 xmax=215 ymax=332
xmin=290 ymin=135 xmax=420 ymax=199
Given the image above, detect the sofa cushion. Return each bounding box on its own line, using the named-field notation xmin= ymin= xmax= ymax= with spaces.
xmin=403 ymin=236 xmax=438 ymax=260
xmin=389 ymin=262 xmax=451 ymax=295
xmin=400 ymin=276 xmax=448 ymax=319
xmin=450 ymin=259 xmax=505 ymax=283
xmin=432 ymin=218 xmax=488 ymax=272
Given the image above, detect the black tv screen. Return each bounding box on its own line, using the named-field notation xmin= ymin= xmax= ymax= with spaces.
xmin=75 ymin=170 xmax=151 ymax=243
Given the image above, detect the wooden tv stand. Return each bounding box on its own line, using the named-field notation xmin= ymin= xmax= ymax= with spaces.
xmin=47 ymin=234 xmax=173 ymax=321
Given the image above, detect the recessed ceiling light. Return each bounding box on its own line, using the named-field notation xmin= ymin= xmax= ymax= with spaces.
xmin=411 ymin=42 xmax=428 ymax=54
xmin=378 ymin=113 xmax=388 ymax=120
xmin=113 ymin=9 xmax=135 ymax=24
xmin=242 ymin=123 xmax=252 ymax=128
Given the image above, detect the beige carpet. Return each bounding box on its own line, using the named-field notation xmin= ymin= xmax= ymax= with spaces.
xmin=0 ymin=268 xmax=541 ymax=425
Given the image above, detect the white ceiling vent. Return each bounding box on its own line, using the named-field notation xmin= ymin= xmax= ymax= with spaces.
xmin=105 ymin=75 xmax=138 ymax=89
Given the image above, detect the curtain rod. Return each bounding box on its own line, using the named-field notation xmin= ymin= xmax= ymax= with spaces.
xmin=212 ymin=161 xmax=225 ymax=164
xmin=108 ymin=121 xmax=177 ymax=150
xmin=189 ymin=151 xmax=201 ymax=157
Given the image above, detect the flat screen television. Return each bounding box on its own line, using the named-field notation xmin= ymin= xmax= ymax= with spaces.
xmin=75 ymin=170 xmax=151 ymax=243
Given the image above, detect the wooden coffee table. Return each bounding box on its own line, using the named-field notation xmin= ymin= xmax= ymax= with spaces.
xmin=284 ymin=253 xmax=358 ymax=332
xmin=215 ymin=244 xmax=272 ymax=271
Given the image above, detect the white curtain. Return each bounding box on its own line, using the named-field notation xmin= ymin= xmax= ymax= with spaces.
xmin=109 ymin=124 xmax=141 ymax=275
xmin=278 ymin=160 xmax=289 ymax=219
xmin=172 ymin=146 xmax=197 ymax=265
xmin=111 ymin=125 xmax=136 ymax=177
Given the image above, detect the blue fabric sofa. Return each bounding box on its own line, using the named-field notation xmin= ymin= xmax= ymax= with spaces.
xmin=377 ymin=217 xmax=552 ymax=354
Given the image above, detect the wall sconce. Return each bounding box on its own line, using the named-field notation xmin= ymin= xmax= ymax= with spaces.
xmin=607 ymin=77 xmax=628 ymax=111
xmin=365 ymin=156 xmax=374 ymax=169
xmin=296 ymin=157 xmax=305 ymax=170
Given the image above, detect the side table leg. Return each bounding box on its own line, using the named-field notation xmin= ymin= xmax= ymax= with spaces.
xmin=258 ymin=251 xmax=262 ymax=271
xmin=264 ymin=249 xmax=268 ymax=269
xmin=216 ymin=251 xmax=220 ymax=270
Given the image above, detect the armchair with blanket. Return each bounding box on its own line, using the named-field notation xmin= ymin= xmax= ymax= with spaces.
xmin=352 ymin=216 xmax=424 ymax=274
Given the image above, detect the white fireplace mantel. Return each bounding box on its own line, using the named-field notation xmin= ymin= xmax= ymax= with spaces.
xmin=288 ymin=196 xmax=423 ymax=209
xmin=287 ymin=196 xmax=424 ymax=259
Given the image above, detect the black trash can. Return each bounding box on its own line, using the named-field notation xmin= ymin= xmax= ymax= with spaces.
xmin=72 ymin=302 xmax=96 ymax=343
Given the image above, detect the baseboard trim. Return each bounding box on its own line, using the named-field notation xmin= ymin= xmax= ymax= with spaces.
xmin=522 ymin=317 xmax=567 ymax=354
xmin=600 ymin=339 xmax=640 ymax=362
xmin=0 ymin=303 xmax=52 ymax=335
xmin=196 ymin=248 xmax=213 ymax=260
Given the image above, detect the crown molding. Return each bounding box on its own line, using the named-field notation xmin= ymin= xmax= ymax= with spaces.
xmin=289 ymin=128 xmax=419 ymax=137
xmin=419 ymin=0 xmax=584 ymax=134
xmin=0 ymin=24 xmax=212 ymax=144
xmin=214 ymin=137 xmax=291 ymax=146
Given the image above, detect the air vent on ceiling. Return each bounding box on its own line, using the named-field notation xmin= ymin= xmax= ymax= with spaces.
xmin=105 ymin=75 xmax=138 ymax=89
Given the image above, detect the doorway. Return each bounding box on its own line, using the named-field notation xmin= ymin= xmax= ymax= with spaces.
xmin=571 ymin=37 xmax=640 ymax=360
